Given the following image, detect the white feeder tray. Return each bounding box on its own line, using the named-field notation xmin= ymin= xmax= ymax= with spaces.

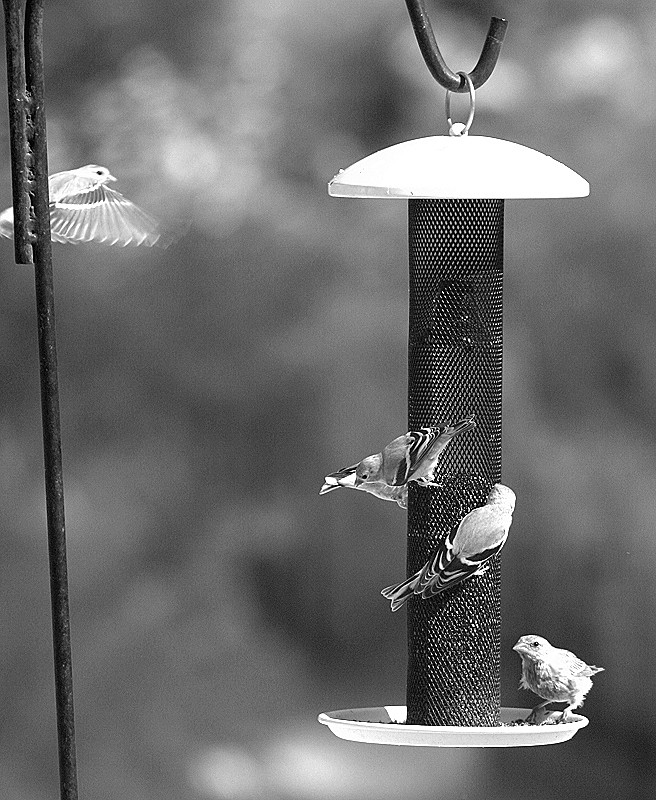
xmin=328 ymin=135 xmax=590 ymax=199
xmin=318 ymin=706 xmax=588 ymax=747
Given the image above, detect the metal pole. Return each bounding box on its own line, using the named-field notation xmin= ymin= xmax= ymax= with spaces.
xmin=406 ymin=198 xmax=504 ymax=726
xmin=2 ymin=0 xmax=32 ymax=263
xmin=3 ymin=1 xmax=79 ymax=796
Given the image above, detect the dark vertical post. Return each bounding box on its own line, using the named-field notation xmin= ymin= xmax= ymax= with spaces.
xmin=26 ymin=2 xmax=78 ymax=796
xmin=406 ymin=198 xmax=504 ymax=726
xmin=3 ymin=2 xmax=79 ymax=797
xmin=3 ymin=0 xmax=33 ymax=263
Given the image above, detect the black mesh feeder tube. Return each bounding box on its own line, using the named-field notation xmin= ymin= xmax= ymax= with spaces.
xmin=405 ymin=196 xmax=504 ymax=727
xmin=319 ymin=132 xmax=588 ymax=746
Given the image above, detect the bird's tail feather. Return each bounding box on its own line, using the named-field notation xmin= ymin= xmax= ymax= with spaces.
xmin=381 ymin=574 xmax=420 ymax=612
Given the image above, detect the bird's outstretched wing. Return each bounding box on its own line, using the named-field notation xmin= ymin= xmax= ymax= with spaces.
xmin=49 ymin=183 xmax=167 ymax=247
xmin=0 ymin=206 xmax=15 ymax=239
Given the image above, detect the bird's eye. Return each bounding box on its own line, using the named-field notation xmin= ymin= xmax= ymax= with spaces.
xmin=531 ymin=641 xmax=540 ymax=647
xmin=95 ymin=169 xmax=104 ymax=176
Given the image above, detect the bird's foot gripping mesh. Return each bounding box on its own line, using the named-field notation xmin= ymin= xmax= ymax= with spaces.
xmin=406 ymin=199 xmax=504 ymax=726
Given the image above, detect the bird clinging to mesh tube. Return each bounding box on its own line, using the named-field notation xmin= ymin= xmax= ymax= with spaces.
xmin=319 ymin=415 xmax=476 ymax=508
xmin=381 ymin=482 xmax=515 ymax=610
xmin=0 ymin=164 xmax=172 ymax=247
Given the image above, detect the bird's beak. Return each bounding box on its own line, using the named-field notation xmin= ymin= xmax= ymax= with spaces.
xmin=512 ymin=642 xmax=527 ymax=655
xmin=337 ymin=472 xmax=358 ymax=488
xmin=319 ymin=472 xmax=359 ymax=493
xmin=106 ymin=173 xmax=117 ymax=183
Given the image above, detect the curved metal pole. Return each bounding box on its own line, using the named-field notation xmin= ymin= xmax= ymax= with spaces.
xmin=404 ymin=0 xmax=508 ymax=91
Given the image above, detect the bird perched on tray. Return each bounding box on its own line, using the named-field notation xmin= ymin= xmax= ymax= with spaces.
xmin=513 ymin=635 xmax=604 ymax=723
xmin=381 ymin=482 xmax=515 ymax=610
xmin=319 ymin=415 xmax=475 ymax=508
xmin=0 ymin=164 xmax=169 ymax=247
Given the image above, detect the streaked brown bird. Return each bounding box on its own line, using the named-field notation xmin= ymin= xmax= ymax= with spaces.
xmin=513 ymin=635 xmax=604 ymax=723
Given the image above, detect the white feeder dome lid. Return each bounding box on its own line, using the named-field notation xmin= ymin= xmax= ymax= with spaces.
xmin=328 ymin=135 xmax=589 ymax=199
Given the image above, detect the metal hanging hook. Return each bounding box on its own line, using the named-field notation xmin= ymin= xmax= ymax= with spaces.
xmin=404 ymin=0 xmax=508 ymax=92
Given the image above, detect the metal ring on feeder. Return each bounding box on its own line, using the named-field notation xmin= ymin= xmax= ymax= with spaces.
xmin=445 ymin=71 xmax=475 ymax=136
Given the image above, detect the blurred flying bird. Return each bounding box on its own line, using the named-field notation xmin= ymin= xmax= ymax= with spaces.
xmin=381 ymin=482 xmax=515 ymax=610
xmin=513 ymin=635 xmax=604 ymax=723
xmin=319 ymin=416 xmax=475 ymax=506
xmin=0 ymin=164 xmax=169 ymax=247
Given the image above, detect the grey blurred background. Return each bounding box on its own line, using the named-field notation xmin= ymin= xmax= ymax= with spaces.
xmin=0 ymin=0 xmax=654 ymax=798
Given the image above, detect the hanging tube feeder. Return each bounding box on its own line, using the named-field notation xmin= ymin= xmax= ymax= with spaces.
xmin=319 ymin=10 xmax=590 ymax=748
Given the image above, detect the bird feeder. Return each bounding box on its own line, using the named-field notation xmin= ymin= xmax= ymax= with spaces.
xmin=319 ymin=9 xmax=590 ymax=747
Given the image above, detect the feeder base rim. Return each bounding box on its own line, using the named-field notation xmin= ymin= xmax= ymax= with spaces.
xmin=317 ymin=705 xmax=588 ymax=747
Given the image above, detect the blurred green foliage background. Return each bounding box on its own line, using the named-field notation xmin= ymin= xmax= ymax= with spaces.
xmin=0 ymin=0 xmax=654 ymax=797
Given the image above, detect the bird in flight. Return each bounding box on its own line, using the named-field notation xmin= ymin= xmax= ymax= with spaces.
xmin=0 ymin=164 xmax=170 ymax=247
